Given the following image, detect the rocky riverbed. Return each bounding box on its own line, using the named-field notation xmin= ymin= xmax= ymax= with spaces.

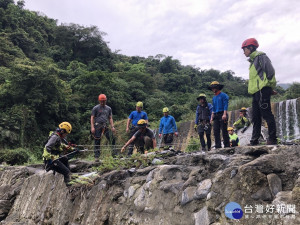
xmin=1 ymin=145 xmax=300 ymax=225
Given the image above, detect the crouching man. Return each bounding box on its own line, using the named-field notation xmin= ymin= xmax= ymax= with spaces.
xmin=121 ymin=119 xmax=156 ymax=154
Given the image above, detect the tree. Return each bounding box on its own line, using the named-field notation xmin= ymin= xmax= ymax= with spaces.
xmin=159 ymin=56 xmax=181 ymax=74
xmin=0 ymin=0 xmax=14 ymax=9
xmin=285 ymin=82 xmax=300 ymax=99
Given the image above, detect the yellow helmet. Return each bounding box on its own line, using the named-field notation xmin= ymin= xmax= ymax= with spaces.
xmin=210 ymin=81 xmax=220 ymax=85
xmin=137 ymin=119 xmax=147 ymax=127
xmin=208 ymin=81 xmax=224 ymax=90
xmin=136 ymin=101 xmax=143 ymax=108
xmin=240 ymin=107 xmax=247 ymax=112
xmin=163 ymin=107 xmax=169 ymax=113
xmin=197 ymin=93 xmax=206 ymax=100
xmin=59 ymin=122 xmax=72 ymax=133
xmin=227 ymin=127 xmax=234 ymax=131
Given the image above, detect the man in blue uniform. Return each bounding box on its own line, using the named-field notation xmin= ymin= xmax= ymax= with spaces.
xmin=159 ymin=107 xmax=178 ymax=149
xmin=209 ymin=81 xmax=230 ymax=148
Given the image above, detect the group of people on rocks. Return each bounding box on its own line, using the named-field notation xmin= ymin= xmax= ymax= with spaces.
xmin=91 ymin=94 xmax=179 ymax=160
xmin=195 ymin=82 xmax=248 ymax=152
xmin=194 ymin=37 xmax=277 ymax=151
xmin=42 ymin=38 xmax=278 ymax=185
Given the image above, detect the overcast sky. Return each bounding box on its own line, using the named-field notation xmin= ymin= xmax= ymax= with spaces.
xmin=24 ymin=0 xmax=300 ymax=83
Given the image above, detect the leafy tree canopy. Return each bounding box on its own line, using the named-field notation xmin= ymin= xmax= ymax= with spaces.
xmin=0 ymin=0 xmax=293 ymax=151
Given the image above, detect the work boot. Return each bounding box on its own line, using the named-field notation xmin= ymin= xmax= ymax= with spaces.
xmin=64 ymin=174 xmax=71 ymax=187
xmin=248 ymin=140 xmax=259 ymax=146
xmin=266 ymin=139 xmax=277 ymax=145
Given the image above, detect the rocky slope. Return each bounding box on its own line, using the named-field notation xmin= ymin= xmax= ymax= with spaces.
xmin=1 ymin=144 xmax=300 ymax=225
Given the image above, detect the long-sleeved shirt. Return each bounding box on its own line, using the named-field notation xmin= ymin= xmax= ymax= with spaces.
xmin=159 ymin=115 xmax=178 ymax=134
xmin=212 ymin=92 xmax=229 ymax=113
xmin=128 ymin=111 xmax=148 ymax=126
xmin=195 ymin=103 xmax=213 ymax=124
xmin=233 ymin=116 xmax=250 ymax=129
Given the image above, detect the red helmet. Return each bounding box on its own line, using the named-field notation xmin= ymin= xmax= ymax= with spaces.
xmin=241 ymin=38 xmax=259 ymax=49
xmin=98 ymin=94 xmax=107 ymax=101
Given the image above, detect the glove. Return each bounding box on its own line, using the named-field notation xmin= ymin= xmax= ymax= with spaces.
xmin=159 ymin=134 xmax=162 ymax=138
xmin=194 ymin=124 xmax=198 ymax=131
xmin=68 ymin=142 xmax=77 ymax=147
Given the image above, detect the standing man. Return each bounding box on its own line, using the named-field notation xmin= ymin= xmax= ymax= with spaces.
xmin=126 ymin=101 xmax=148 ymax=156
xmin=91 ymin=94 xmax=116 ymax=161
xmin=159 ymin=107 xmax=178 ymax=149
xmin=209 ymin=81 xmax=230 ymax=148
xmin=241 ymin=38 xmax=277 ymax=145
xmin=121 ymin=119 xmax=156 ymax=154
xmin=195 ymin=94 xmax=213 ymax=152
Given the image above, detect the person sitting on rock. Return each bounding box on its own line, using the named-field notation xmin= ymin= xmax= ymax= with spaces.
xmin=228 ymin=127 xmax=240 ymax=147
xmin=121 ymin=119 xmax=156 ymax=154
xmin=43 ymin=122 xmax=75 ymax=186
xmin=233 ymin=107 xmax=250 ymax=133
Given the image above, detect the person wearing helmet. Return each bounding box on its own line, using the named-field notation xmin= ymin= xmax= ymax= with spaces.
xmin=42 ymin=122 xmax=74 ymax=186
xmin=241 ymin=38 xmax=277 ymax=145
xmin=233 ymin=107 xmax=250 ymax=133
xmin=195 ymin=94 xmax=213 ymax=152
xmin=159 ymin=107 xmax=178 ymax=149
xmin=227 ymin=127 xmax=239 ymax=147
xmin=209 ymin=81 xmax=230 ymax=148
xmin=121 ymin=119 xmax=156 ymax=154
xmin=91 ymin=94 xmax=116 ymax=161
xmin=126 ymin=101 xmax=148 ymax=155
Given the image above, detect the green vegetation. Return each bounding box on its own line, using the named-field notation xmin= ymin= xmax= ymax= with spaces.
xmin=185 ymin=137 xmax=200 ymax=152
xmin=0 ymin=1 xmax=298 ymax=165
xmin=0 ymin=148 xmax=29 ymax=165
xmin=93 ymin=153 xmax=156 ymax=173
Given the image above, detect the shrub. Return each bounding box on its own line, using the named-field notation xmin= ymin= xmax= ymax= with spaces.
xmin=185 ymin=137 xmax=200 ymax=152
xmin=0 ymin=148 xmax=30 ymax=165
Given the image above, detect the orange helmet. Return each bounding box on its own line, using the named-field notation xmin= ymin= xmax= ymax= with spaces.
xmin=98 ymin=94 xmax=107 ymax=101
xmin=241 ymin=38 xmax=259 ymax=49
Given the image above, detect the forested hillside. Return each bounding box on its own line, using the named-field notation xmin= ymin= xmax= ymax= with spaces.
xmin=0 ymin=0 xmax=297 ymax=154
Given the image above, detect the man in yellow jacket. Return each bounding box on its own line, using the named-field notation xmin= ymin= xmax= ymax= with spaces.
xmin=43 ymin=122 xmax=75 ymax=186
xmin=241 ymin=38 xmax=277 ymax=145
xmin=233 ymin=107 xmax=250 ymax=133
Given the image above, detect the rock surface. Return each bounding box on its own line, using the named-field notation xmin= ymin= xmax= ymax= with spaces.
xmin=0 ymin=145 xmax=300 ymax=225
